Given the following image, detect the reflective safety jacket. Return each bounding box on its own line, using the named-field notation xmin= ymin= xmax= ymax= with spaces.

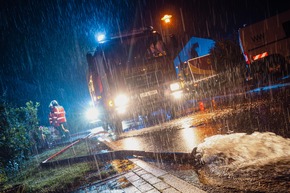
xmin=49 ymin=106 xmax=67 ymax=127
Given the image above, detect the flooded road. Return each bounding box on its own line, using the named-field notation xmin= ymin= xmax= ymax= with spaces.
xmin=115 ymin=126 xmax=218 ymax=152
xmin=112 ymin=116 xmax=224 ymax=153
xmin=111 ymin=82 xmax=290 ymax=154
xmin=104 ymin=84 xmax=290 ymax=193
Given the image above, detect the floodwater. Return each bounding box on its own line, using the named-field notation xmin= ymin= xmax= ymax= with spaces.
xmin=110 ymin=123 xmax=290 ymax=192
xmin=112 ymin=117 xmax=223 ymax=153
xmin=112 ymin=81 xmax=290 ymax=154
xmin=95 ymin=83 xmax=290 ymax=192
xmin=195 ymin=132 xmax=290 ymax=192
xmin=115 ymin=126 xmax=220 ymax=153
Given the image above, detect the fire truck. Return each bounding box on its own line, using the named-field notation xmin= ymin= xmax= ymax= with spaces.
xmin=86 ymin=27 xmax=186 ymax=134
xmin=238 ymin=9 xmax=290 ymax=82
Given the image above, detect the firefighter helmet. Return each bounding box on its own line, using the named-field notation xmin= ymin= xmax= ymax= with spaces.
xmin=49 ymin=100 xmax=59 ymax=107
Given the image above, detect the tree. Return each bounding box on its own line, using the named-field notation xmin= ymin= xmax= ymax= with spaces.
xmin=0 ymin=101 xmax=40 ymax=179
xmin=209 ymin=35 xmax=244 ymax=73
xmin=206 ymin=34 xmax=249 ymax=95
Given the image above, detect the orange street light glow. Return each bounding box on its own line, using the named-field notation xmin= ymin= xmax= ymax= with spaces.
xmin=161 ymin=14 xmax=172 ymax=23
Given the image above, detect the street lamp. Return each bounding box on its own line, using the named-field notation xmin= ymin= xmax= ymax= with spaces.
xmin=161 ymin=14 xmax=172 ymax=23
xmin=161 ymin=14 xmax=173 ymax=43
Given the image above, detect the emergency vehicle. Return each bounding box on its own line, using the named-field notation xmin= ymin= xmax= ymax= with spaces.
xmin=86 ymin=27 xmax=186 ymax=134
xmin=239 ymin=9 xmax=290 ymax=80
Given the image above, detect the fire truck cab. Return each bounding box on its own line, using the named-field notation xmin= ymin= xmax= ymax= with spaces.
xmin=86 ymin=27 xmax=186 ymax=134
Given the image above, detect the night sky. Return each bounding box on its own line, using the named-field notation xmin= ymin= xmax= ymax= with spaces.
xmin=1 ymin=0 xmax=289 ymax=130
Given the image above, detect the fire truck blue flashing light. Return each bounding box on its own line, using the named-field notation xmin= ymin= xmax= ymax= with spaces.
xmin=95 ymin=34 xmax=105 ymax=43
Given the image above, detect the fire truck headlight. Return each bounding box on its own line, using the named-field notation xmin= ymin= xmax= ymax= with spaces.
xmin=172 ymin=90 xmax=183 ymax=99
xmin=170 ymin=82 xmax=181 ymax=91
xmin=86 ymin=107 xmax=99 ymax=120
xmin=114 ymin=94 xmax=129 ymax=107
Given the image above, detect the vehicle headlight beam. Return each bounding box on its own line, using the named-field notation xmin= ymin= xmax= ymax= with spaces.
xmin=86 ymin=107 xmax=99 ymax=120
xmin=170 ymin=82 xmax=181 ymax=91
xmin=114 ymin=94 xmax=129 ymax=107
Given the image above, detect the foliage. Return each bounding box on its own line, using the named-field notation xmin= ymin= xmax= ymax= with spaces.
xmin=209 ymin=34 xmax=244 ymax=73
xmin=35 ymin=126 xmax=54 ymax=151
xmin=0 ymin=101 xmax=40 ymax=179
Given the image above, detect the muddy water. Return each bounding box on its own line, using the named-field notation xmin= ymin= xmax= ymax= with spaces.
xmin=195 ymin=132 xmax=290 ymax=193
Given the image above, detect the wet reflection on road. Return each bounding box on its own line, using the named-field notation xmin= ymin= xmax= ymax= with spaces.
xmin=113 ymin=121 xmax=221 ymax=153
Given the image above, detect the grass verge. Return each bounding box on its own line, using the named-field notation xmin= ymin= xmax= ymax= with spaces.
xmin=1 ymin=139 xmax=134 ymax=193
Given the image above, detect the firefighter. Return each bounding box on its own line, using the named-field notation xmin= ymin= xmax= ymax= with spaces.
xmin=48 ymin=100 xmax=69 ymax=139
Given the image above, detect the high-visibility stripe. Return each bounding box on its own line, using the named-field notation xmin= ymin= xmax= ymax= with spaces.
xmin=253 ymin=52 xmax=268 ymax=60
xmin=244 ymin=52 xmax=250 ymax=64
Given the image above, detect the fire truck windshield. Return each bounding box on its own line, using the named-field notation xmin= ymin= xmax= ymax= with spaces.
xmin=98 ymin=32 xmax=166 ymax=67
